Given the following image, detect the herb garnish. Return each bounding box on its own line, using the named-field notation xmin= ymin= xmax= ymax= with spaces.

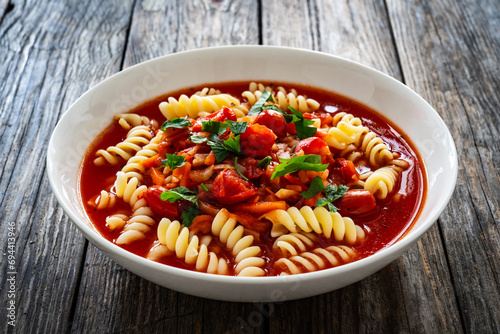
xmin=234 ymin=157 xmax=249 ymax=181
xmin=200 ymin=183 xmax=209 ymax=192
xmin=160 ymin=154 xmax=187 ymax=170
xmin=270 ymin=154 xmax=328 ymax=180
xmin=315 ymin=184 xmax=349 ymax=212
xmin=288 ymin=106 xmax=317 ymax=139
xmin=189 ymin=134 xmax=208 ymax=143
xmin=248 ymin=90 xmax=275 ymax=115
xmin=257 ymin=156 xmax=272 ymax=168
xmin=160 ymin=186 xmax=199 ymax=226
xmin=201 ymin=120 xmax=227 ymax=135
xmin=300 ymin=176 xmax=325 ymax=199
xmin=161 ymin=118 xmax=191 ymax=131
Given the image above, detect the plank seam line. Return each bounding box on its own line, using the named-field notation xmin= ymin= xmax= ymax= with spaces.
xmin=257 ymin=0 xmax=262 ymax=45
xmin=0 ymin=0 xmax=14 ymax=28
xmin=307 ymin=0 xmax=320 ymax=51
xmin=382 ymin=0 xmax=406 ymax=84
xmin=66 ymin=238 xmax=89 ymax=333
xmin=424 ymin=5 xmax=491 ymax=332
xmin=119 ymin=0 xmax=138 ymax=71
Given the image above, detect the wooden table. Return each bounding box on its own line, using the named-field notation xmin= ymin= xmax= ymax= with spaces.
xmin=1 ymin=0 xmax=498 ymax=333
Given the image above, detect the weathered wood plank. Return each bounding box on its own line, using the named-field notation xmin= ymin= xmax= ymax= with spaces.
xmin=70 ymin=1 xmax=262 ymax=333
xmin=387 ymin=0 xmax=500 ymax=332
xmin=262 ymin=0 xmax=463 ymax=333
xmin=0 ymin=0 xmax=134 ymax=333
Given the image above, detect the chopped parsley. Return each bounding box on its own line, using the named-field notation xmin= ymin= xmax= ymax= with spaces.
xmin=257 ymin=156 xmax=272 ymax=168
xmin=160 ymin=154 xmax=187 ymax=171
xmin=161 ymin=118 xmax=191 ymax=131
xmin=225 ymin=120 xmax=248 ymax=135
xmin=189 ymin=134 xmax=207 ymax=143
xmin=248 ymin=90 xmax=274 ymax=115
xmin=160 ymin=186 xmax=199 ymax=226
xmin=315 ymin=184 xmax=349 ymax=212
xmin=201 ymin=120 xmax=227 ymax=135
xmin=200 ymin=183 xmax=209 ymax=192
xmin=300 ymin=176 xmax=325 ymax=199
xmin=288 ymin=106 xmax=317 ymax=140
xmin=234 ymin=157 xmax=249 ymax=181
xmin=271 ymin=154 xmax=328 ymax=180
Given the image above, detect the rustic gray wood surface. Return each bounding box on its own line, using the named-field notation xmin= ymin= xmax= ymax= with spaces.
xmin=0 ymin=0 xmax=498 ymax=333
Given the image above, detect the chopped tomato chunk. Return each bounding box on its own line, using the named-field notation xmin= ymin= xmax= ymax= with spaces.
xmin=240 ymin=124 xmax=277 ymax=157
xmin=239 ymin=157 xmax=265 ymax=179
xmin=331 ymin=158 xmax=359 ymax=184
xmin=254 ymin=109 xmax=287 ymax=138
xmin=144 ymin=185 xmax=179 ymax=218
xmin=294 ymin=137 xmax=330 ymax=156
xmin=212 ymin=169 xmax=258 ymax=205
xmin=337 ymin=189 xmax=377 ymax=215
xmin=192 ymin=106 xmax=237 ymax=132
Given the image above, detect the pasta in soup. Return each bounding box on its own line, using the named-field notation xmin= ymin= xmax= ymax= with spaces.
xmin=79 ymin=81 xmax=426 ymax=276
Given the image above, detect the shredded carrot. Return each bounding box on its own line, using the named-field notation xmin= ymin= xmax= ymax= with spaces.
xmin=141 ymin=154 xmax=160 ymax=169
xmin=148 ymin=167 xmax=165 ymax=186
xmin=283 ymin=174 xmax=307 ymax=190
xmin=231 ymin=201 xmax=288 ymax=214
xmin=205 ymin=151 xmax=216 ymax=165
xmin=172 ymin=162 xmax=192 ymax=188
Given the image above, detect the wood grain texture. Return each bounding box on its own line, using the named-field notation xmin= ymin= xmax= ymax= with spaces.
xmin=387 ymin=0 xmax=500 ymax=332
xmin=262 ymin=0 xmax=462 ymax=333
xmin=0 ymin=0 xmax=134 ymax=333
xmin=70 ymin=1 xmax=263 ymax=333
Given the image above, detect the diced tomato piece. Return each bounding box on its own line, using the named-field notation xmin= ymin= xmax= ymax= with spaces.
xmin=240 ymin=124 xmax=277 ymax=157
xmin=192 ymin=106 xmax=237 ymax=132
xmin=286 ymin=122 xmax=296 ymax=135
xmin=336 ymin=189 xmax=377 ymax=215
xmin=254 ymin=109 xmax=287 ymax=138
xmin=144 ymin=185 xmax=179 ymax=218
xmin=331 ymin=158 xmax=359 ymax=184
xmin=239 ymin=157 xmax=265 ymax=179
xmin=303 ymin=111 xmax=333 ymax=127
xmin=212 ymin=169 xmax=258 ymax=205
xmin=294 ymin=137 xmax=330 ymax=156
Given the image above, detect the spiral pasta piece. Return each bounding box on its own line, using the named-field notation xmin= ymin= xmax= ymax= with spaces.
xmin=356 ymin=131 xmax=394 ymax=167
xmin=212 ymin=209 xmax=266 ymax=276
xmin=114 ymin=130 xmax=163 ymax=185
xmin=92 ymin=190 xmax=116 ymax=209
xmin=364 ymin=159 xmax=408 ymax=199
xmin=247 ymin=82 xmax=320 ymax=113
xmin=261 ymin=206 xmax=365 ymax=244
xmin=114 ymin=113 xmax=157 ymax=130
xmin=148 ymin=218 xmax=230 ymax=275
xmin=159 ymin=93 xmax=245 ymax=119
xmin=323 ymin=113 xmax=368 ymax=150
xmin=275 ymin=245 xmax=358 ymax=275
xmin=273 ymin=232 xmax=316 ymax=256
xmin=94 ymin=125 xmax=153 ymax=166
xmin=115 ymin=185 xmax=156 ymax=244
xmin=194 ymin=87 xmax=221 ymax=96
xmin=106 ymin=213 xmax=128 ymax=230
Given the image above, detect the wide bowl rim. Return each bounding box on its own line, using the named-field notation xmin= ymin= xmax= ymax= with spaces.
xmin=47 ymin=45 xmax=458 ymax=296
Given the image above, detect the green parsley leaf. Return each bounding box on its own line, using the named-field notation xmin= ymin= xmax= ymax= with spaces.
xmin=160 ymin=154 xmax=187 ymax=170
xmin=181 ymin=204 xmax=198 ymax=227
xmin=300 ymin=176 xmax=326 ymax=199
xmin=160 ymin=186 xmax=199 ymax=226
xmin=290 ymin=143 xmax=298 ymax=152
xmin=161 ymin=118 xmax=191 ymax=131
xmin=225 ymin=120 xmax=248 ymax=135
xmin=288 ymin=106 xmax=317 ymax=139
xmin=223 ymin=135 xmax=241 ymax=155
xmin=201 ymin=120 xmax=227 ymax=135
xmin=160 ymin=186 xmax=197 ymax=203
xmin=271 ymin=154 xmax=328 ymax=180
xmin=257 ymin=156 xmax=272 ymax=168
xmin=207 ymin=134 xmax=229 ymax=163
xmin=248 ymin=90 xmax=273 ymax=115
xmin=234 ymin=157 xmax=249 ymax=181
xmin=315 ymin=184 xmax=349 ymax=212
xmin=189 ymin=135 xmax=207 ymax=143
xmin=200 ymin=183 xmax=209 ymax=192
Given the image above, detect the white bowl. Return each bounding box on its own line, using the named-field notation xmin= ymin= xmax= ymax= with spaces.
xmin=47 ymin=46 xmax=457 ymax=302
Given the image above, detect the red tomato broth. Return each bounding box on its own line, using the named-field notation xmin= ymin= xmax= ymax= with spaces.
xmin=79 ymin=81 xmax=427 ymax=276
